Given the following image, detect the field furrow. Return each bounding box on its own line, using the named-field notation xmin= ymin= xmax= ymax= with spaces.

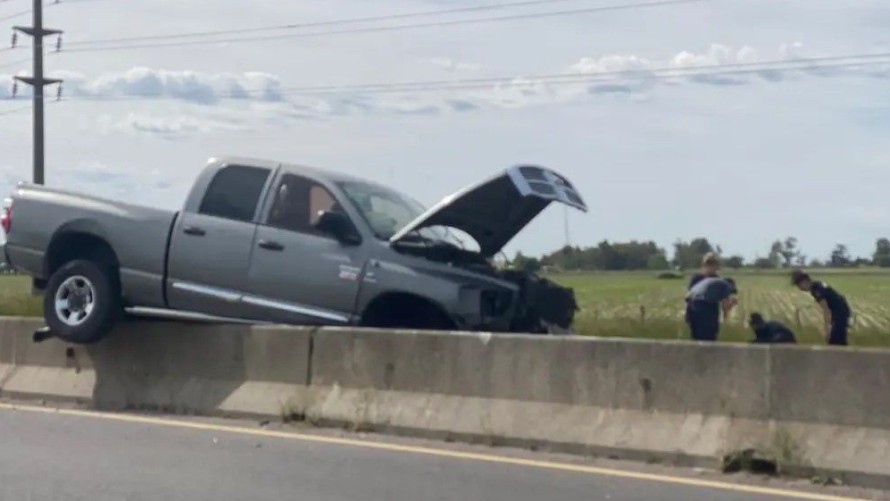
xmin=554 ymin=270 xmax=890 ymax=346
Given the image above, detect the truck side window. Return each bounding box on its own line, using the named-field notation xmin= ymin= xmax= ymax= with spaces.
xmin=267 ymin=174 xmax=341 ymax=235
xmin=199 ymin=165 xmax=270 ymax=222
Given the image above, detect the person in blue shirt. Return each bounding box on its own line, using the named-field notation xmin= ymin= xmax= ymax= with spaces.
xmin=684 ymin=252 xmax=721 ymax=332
xmin=748 ymin=312 xmax=796 ymax=344
xmin=685 ymin=276 xmax=737 ymax=341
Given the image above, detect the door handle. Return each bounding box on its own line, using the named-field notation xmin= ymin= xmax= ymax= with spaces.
xmin=183 ymin=226 xmax=206 ymax=236
xmin=258 ymin=240 xmax=285 ymax=251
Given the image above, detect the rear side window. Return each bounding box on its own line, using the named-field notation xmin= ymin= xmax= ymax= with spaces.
xmin=199 ymin=165 xmax=270 ymax=222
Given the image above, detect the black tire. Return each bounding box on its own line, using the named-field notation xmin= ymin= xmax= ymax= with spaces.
xmin=43 ymin=260 xmax=122 ymax=344
xmin=361 ymin=298 xmax=455 ymax=331
xmin=390 ymin=305 xmax=455 ymax=331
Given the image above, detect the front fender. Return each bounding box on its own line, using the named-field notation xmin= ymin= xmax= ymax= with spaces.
xmin=356 ymin=259 xmax=517 ymax=329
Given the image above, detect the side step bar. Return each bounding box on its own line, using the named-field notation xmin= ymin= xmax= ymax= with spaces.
xmin=124 ymin=307 xmax=274 ymax=326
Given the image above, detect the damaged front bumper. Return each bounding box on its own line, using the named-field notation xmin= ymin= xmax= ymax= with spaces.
xmin=509 ymin=274 xmax=579 ymax=334
xmin=459 ymin=273 xmax=579 ymax=335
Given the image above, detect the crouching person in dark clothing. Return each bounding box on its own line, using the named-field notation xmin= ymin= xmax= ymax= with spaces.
xmin=748 ymin=312 xmax=796 ymax=344
xmin=685 ymin=277 xmax=737 ymax=342
xmin=791 ymin=270 xmax=852 ymax=346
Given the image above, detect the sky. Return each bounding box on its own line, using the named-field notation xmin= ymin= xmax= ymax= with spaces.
xmin=1 ymin=0 xmax=889 ymax=261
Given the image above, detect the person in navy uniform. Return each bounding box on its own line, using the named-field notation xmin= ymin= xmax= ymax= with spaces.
xmin=748 ymin=312 xmax=796 ymax=344
xmin=791 ymin=270 xmax=852 ymax=346
xmin=684 ymin=252 xmax=721 ymax=332
xmin=685 ymin=276 xmax=737 ymax=341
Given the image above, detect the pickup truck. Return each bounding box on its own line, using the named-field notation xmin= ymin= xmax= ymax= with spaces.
xmin=2 ymin=156 xmax=587 ymax=344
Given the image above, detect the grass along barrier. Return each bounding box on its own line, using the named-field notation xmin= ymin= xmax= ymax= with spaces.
xmin=0 ymin=275 xmax=41 ymax=318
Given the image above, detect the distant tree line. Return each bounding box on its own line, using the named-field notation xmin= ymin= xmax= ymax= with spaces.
xmin=510 ymin=237 xmax=890 ymax=273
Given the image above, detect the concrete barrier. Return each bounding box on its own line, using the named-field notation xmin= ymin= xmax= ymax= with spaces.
xmin=0 ymin=317 xmax=312 ymax=417
xmin=0 ymin=317 xmax=888 ymax=488
xmin=306 ymin=329 xmax=890 ymax=487
xmin=308 ymin=329 xmax=766 ymax=460
xmin=764 ymin=346 xmax=890 ymax=486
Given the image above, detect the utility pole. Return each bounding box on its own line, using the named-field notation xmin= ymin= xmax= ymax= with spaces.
xmin=13 ymin=0 xmax=62 ymax=185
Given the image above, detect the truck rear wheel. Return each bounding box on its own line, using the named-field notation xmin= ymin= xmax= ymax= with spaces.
xmin=43 ymin=260 xmax=122 ymax=344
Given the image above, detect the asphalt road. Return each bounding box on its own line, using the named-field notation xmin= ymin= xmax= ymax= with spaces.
xmin=0 ymin=403 xmax=882 ymax=501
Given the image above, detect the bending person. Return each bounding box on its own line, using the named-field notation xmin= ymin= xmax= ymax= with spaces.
xmin=684 ymin=252 xmax=721 ymax=333
xmin=791 ymin=270 xmax=852 ymax=346
xmin=685 ymin=276 xmax=737 ymax=342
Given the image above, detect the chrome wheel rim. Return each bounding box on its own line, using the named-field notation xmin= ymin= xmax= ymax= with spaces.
xmin=54 ymin=275 xmax=96 ymax=327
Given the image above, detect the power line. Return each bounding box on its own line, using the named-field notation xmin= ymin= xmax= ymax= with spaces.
xmin=59 ymin=62 xmax=890 ymax=104
xmin=0 ymin=57 xmax=30 ymax=70
xmin=232 ymin=58 xmax=890 ymax=96
xmin=0 ymin=103 xmax=30 ymax=116
xmin=66 ymin=0 xmax=638 ymax=46
xmin=93 ymin=53 xmax=890 ymax=96
xmin=229 ymin=51 xmax=890 ymax=95
xmin=7 ymin=50 xmax=888 ymax=99
xmin=0 ymin=7 xmax=29 ymax=22
xmin=57 ymin=53 xmax=890 ymax=102
xmin=62 ymin=0 xmax=703 ymax=53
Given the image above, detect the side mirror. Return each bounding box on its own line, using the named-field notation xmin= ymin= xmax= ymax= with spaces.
xmin=314 ymin=210 xmax=361 ymax=245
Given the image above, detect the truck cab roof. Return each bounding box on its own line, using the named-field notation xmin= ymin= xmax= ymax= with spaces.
xmin=207 ymin=156 xmax=386 ymax=187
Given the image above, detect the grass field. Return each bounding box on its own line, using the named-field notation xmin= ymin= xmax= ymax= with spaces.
xmin=0 ymin=275 xmax=41 ymax=318
xmin=1 ymin=270 xmax=889 ymax=346
xmin=552 ymin=268 xmax=890 ymax=346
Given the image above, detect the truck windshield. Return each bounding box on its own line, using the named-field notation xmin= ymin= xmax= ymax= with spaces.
xmin=337 ymin=181 xmax=451 ymax=243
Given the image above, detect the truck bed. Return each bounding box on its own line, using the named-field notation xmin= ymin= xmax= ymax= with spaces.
xmin=4 ymin=183 xmax=178 ymax=309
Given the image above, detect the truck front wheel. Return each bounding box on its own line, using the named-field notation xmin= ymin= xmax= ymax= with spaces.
xmin=43 ymin=260 xmax=122 ymax=344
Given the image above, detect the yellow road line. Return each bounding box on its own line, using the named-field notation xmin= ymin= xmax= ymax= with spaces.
xmin=0 ymin=401 xmax=869 ymax=501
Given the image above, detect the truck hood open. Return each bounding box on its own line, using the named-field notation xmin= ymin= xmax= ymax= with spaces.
xmin=389 ymin=165 xmax=587 ymax=258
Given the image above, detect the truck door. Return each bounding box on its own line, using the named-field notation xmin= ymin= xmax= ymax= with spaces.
xmin=243 ymin=172 xmax=364 ymax=325
xmin=166 ymin=163 xmax=273 ymax=318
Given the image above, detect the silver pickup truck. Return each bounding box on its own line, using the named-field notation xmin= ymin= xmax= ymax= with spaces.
xmin=2 ymin=157 xmax=587 ymax=344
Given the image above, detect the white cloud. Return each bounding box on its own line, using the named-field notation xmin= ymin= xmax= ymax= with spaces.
xmin=467 ymin=42 xmax=890 ymax=102
xmin=670 ymin=44 xmax=759 ymax=68
xmin=3 ymin=42 xmax=884 ymax=127
xmin=564 ymin=42 xmax=890 ymax=90
xmin=47 ymin=67 xmax=286 ymax=105
xmin=479 ymin=77 xmax=564 ymax=109
xmin=571 ymin=54 xmax=655 ymax=74
xmin=113 ymin=112 xmax=247 ymax=138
